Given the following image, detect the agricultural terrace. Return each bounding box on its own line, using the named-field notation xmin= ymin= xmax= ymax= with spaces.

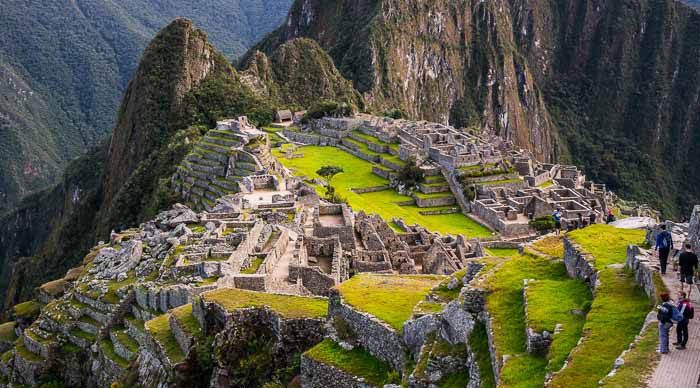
xmin=335 ymin=274 xmax=443 ymax=332
xmin=272 ymin=145 xmax=492 ymax=238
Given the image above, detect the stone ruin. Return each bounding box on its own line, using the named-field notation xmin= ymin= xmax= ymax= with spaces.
xmin=281 ymin=113 xmax=656 ymax=237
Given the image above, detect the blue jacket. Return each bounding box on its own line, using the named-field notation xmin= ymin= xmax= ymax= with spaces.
xmin=656 ymin=231 xmax=673 ymax=250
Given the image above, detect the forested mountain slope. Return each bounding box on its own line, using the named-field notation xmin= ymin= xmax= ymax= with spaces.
xmin=0 ymin=0 xmax=291 ymax=213
xmin=249 ymin=0 xmax=700 ymax=217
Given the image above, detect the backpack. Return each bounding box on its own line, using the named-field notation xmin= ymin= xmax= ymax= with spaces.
xmin=657 ymin=302 xmax=674 ymax=323
xmin=682 ymin=302 xmax=695 ymax=320
xmin=658 ymin=232 xmax=671 ymax=249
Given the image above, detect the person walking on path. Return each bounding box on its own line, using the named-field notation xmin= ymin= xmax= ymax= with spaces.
xmin=655 ymin=225 xmax=674 ymax=275
xmin=674 ymin=291 xmax=694 ymax=350
xmin=678 ymin=243 xmax=698 ymax=298
xmin=658 ymin=293 xmax=681 ymax=354
xmin=552 ymin=208 xmax=563 ymax=236
xmin=606 ymin=209 xmax=616 ymax=224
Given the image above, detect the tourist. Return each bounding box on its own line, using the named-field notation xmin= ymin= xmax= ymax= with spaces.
xmin=552 ymin=208 xmax=563 ymax=236
xmin=678 ymin=243 xmax=698 ymax=298
xmin=577 ymin=212 xmax=584 ymax=228
xmin=674 ymin=291 xmax=694 ymax=350
xmin=655 ymin=225 xmax=674 ymax=275
xmin=657 ymin=293 xmax=680 ymax=354
xmin=589 ymin=212 xmax=596 ymax=225
xmin=606 ymin=210 xmax=616 ymax=224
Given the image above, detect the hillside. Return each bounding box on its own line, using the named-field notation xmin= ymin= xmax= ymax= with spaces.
xmin=0 ymin=0 xmax=291 ymax=213
xmin=248 ymin=0 xmax=700 ymax=218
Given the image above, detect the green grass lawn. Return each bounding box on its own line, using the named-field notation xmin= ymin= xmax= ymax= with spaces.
xmin=531 ymin=236 xmax=564 ymax=258
xmin=145 ymin=313 xmax=185 ymax=364
xmin=567 ymin=225 xmax=646 ymax=269
xmin=305 ymin=339 xmax=399 ymax=386
xmin=351 ymin=130 xmax=395 ymax=147
xmin=485 ymin=247 xmax=520 ymax=257
xmin=548 ymin=226 xmax=650 ymax=388
xmin=525 ymin=280 xmax=591 ymax=373
xmin=241 ymin=258 xmax=264 ymax=274
xmin=599 ymin=322 xmax=659 ymax=387
xmin=274 ymin=146 xmax=492 ymax=238
xmin=336 ymin=274 xmax=443 ymax=332
xmin=481 ymin=253 xmax=590 ymax=388
xmin=202 ymin=288 xmax=328 ymax=319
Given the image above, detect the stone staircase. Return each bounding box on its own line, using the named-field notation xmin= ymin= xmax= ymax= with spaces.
xmin=173 ymin=129 xmax=272 ymax=211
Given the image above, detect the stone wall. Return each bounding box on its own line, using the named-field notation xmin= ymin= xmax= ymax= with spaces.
xmin=300 ymin=353 xmax=381 ymax=388
xmin=414 ymin=195 xmax=457 ymax=208
xmin=262 ymin=228 xmax=290 ymax=274
xmin=563 ymin=238 xmax=598 ymax=293
xmin=289 ymin=265 xmax=336 ymax=296
xmin=328 ymin=289 xmax=406 ymax=371
xmin=625 ymin=245 xmax=661 ymax=302
xmin=523 ymin=280 xmax=551 ymax=356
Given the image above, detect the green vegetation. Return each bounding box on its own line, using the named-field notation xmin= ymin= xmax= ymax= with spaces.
xmin=241 ymin=258 xmax=264 ymax=274
xmin=485 ymin=248 xmax=520 ymax=258
xmin=526 ymin=280 xmax=591 ymax=372
xmin=145 ymin=314 xmax=185 ymax=364
xmin=202 ymin=289 xmax=328 ymax=319
xmin=0 ymin=322 xmax=16 ymax=343
xmin=600 ymin=324 xmax=659 ymax=387
xmin=274 ymin=146 xmax=491 ymax=238
xmin=115 ymin=330 xmax=139 ymax=354
xmin=336 ymin=274 xmax=442 ymax=332
xmin=531 ymin=236 xmax=564 ymax=258
xmin=14 ymin=338 xmax=41 ymax=362
xmin=187 ymin=224 xmax=206 ymax=233
xmin=70 ymin=327 xmax=96 ymax=342
xmin=100 ymin=339 xmax=130 ymax=368
xmin=548 ymin=226 xmax=649 ymax=388
xmin=316 ymin=165 xmax=345 ymax=202
xmin=430 ymin=269 xmax=467 ymax=302
xmin=304 ymin=339 xmax=399 ymax=386
xmin=479 ymin=178 xmax=523 ymax=186
xmin=13 ymin=301 xmax=42 ymax=321
xmin=396 ymin=157 xmax=425 ymax=188
xmin=171 ymin=304 xmax=202 ymax=338
xmin=567 ymin=225 xmax=646 ymax=268
xmin=303 ymin=99 xmax=356 ymax=122
xmin=529 ymin=216 xmax=555 ymax=233
xmin=481 ymin=253 xmax=589 ymax=387
xmin=469 ymin=323 xmax=496 ymax=388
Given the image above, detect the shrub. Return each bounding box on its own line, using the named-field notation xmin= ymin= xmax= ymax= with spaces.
xmin=396 ymin=157 xmax=425 ymax=189
xmin=529 ymin=216 xmax=555 ymax=232
xmin=304 ymin=99 xmax=356 ymax=120
xmin=383 ymin=108 xmax=406 ymax=119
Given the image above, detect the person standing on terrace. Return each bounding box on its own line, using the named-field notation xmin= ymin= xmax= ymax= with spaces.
xmin=655 ymin=224 xmax=673 ymax=275
xmin=552 ymin=208 xmax=563 ymax=236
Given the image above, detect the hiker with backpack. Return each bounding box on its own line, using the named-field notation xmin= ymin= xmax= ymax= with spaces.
xmin=658 ymin=293 xmax=682 ymax=354
xmin=552 ymin=208 xmax=563 ymax=236
xmin=655 ymin=225 xmax=674 ymax=275
xmin=678 ymin=243 xmax=699 ymax=298
xmin=674 ymin=291 xmax=694 ymax=350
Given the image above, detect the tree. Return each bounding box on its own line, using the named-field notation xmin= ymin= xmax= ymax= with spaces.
xmin=397 ymin=157 xmax=424 ymax=189
xmin=316 ymin=165 xmax=344 ymax=201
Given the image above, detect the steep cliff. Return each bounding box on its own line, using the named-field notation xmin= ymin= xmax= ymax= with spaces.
xmin=250 ymin=0 xmax=557 ymax=161
xmin=251 ymin=0 xmax=700 ymax=216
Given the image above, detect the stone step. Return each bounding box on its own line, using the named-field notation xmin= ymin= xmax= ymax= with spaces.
xmin=204 ymin=135 xmax=242 ymax=148
xmin=198 ymin=141 xmax=231 ymax=155
xmin=186 ymin=153 xmax=219 ymax=167
xmin=194 ymin=146 xmax=229 ymax=164
xmin=208 ymin=129 xmax=247 ymax=142
xmin=184 ymin=160 xmax=225 ymax=176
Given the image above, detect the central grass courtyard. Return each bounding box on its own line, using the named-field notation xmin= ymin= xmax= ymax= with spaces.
xmin=273 ymin=146 xmax=492 ymax=238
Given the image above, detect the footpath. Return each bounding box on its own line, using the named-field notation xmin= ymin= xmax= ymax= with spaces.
xmin=648 ymin=267 xmax=700 ymax=388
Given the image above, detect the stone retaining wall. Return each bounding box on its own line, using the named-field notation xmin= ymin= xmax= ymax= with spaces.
xmin=563 ymin=238 xmax=598 ymax=294
xmin=300 ymin=353 xmax=379 ymax=388
xmin=625 ymin=245 xmax=662 ymax=301
xmin=289 ymin=265 xmax=336 ymax=296
xmin=414 ymin=195 xmax=456 ymax=208
xmin=372 ymin=166 xmax=394 ymax=179
xmin=350 ymin=185 xmax=390 ymax=194
xmin=328 ymin=289 xmax=405 ymax=371
xmin=523 ymin=280 xmax=551 ymax=356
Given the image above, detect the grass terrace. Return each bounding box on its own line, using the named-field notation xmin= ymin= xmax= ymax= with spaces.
xmin=202 ymin=288 xmax=328 ymax=319
xmin=479 ymin=178 xmax=523 ymax=186
xmin=171 ymin=304 xmax=202 ymax=338
xmin=470 ymin=323 xmax=497 ymax=388
xmin=100 ymin=339 xmax=130 ymax=368
xmin=13 ymin=301 xmax=42 ymax=321
xmin=335 ymin=274 xmax=443 ymax=332
xmin=548 ymin=225 xmax=649 ymax=388
xmin=351 ymin=130 xmax=395 ymax=147
xmin=241 ymin=258 xmax=264 ymax=274
xmin=274 ymin=146 xmax=492 ymax=238
xmin=145 ymin=314 xmax=185 ymax=364
xmin=0 ymin=322 xmax=16 ymax=343
xmin=305 ymin=339 xmax=399 ymax=386
xmin=485 ymin=247 xmax=520 ymax=258
xmin=481 ymin=252 xmax=590 ymax=388
xmin=530 ymin=236 xmax=564 ymax=258
xmin=599 ymin=323 xmax=658 ymax=387
xmin=525 ymin=280 xmax=591 ymax=372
